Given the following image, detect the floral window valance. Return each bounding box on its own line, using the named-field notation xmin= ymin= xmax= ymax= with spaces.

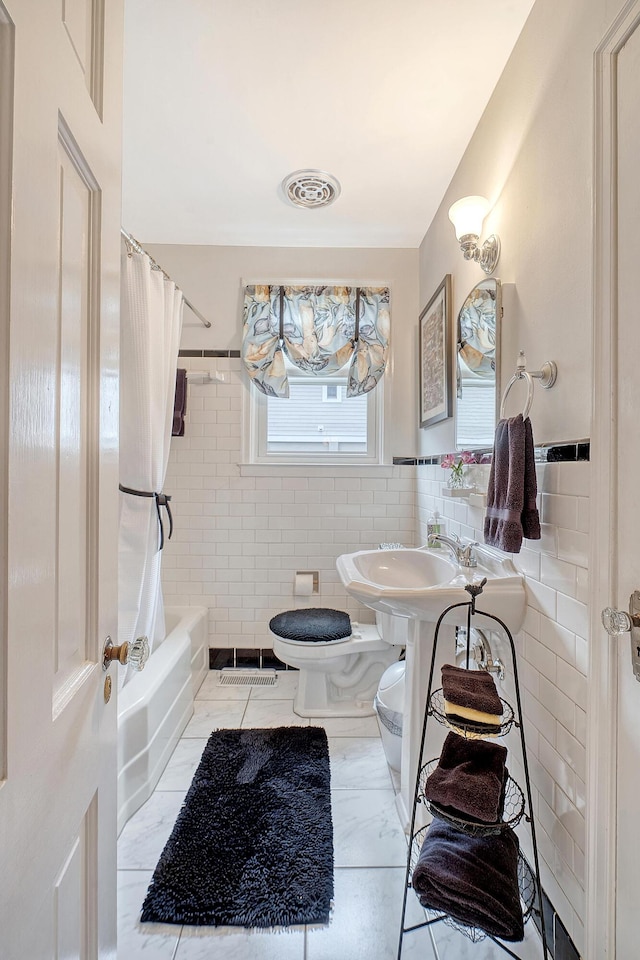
xmin=242 ymin=285 xmax=390 ymax=398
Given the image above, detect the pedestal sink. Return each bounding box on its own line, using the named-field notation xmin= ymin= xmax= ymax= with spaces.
xmin=336 ymin=543 xmax=526 ymax=830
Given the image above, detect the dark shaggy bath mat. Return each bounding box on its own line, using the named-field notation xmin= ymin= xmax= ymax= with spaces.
xmin=141 ymin=726 xmax=333 ymax=927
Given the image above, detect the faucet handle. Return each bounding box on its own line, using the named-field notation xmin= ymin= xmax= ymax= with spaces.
xmin=459 ymin=541 xmax=479 ymax=568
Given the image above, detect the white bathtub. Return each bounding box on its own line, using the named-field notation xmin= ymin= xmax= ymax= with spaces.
xmin=117 ymin=605 xmax=208 ymax=833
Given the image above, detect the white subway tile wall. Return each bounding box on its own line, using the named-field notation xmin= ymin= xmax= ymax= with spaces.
xmin=162 ymin=357 xmax=417 ymax=648
xmin=416 ymin=460 xmax=589 ymax=956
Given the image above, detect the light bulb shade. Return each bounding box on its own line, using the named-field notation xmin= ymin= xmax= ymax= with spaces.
xmin=448 ymin=195 xmax=490 ymax=241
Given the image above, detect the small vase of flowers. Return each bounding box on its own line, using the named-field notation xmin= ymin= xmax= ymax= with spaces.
xmin=441 ymin=451 xmax=475 ymax=490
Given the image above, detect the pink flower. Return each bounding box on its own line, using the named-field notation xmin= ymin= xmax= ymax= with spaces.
xmin=440 ymin=451 xmax=475 ymax=487
xmin=441 ymin=452 xmax=475 ymax=469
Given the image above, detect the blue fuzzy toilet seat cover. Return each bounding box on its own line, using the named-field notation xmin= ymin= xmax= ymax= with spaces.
xmin=269 ymin=608 xmax=352 ymax=643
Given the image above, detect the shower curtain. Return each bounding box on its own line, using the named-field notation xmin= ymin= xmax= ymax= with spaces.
xmin=118 ymin=249 xmax=184 ymax=684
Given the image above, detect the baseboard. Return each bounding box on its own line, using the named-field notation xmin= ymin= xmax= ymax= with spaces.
xmin=208 ymin=647 xmax=298 ymax=671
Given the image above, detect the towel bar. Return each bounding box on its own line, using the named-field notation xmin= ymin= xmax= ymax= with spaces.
xmin=499 ymin=350 xmax=557 ymax=419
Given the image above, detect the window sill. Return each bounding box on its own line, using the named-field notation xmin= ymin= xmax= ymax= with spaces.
xmin=239 ymin=463 xmax=397 ymax=478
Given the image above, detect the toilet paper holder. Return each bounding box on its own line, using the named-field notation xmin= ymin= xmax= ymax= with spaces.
xmin=295 ymin=571 xmax=319 ymax=595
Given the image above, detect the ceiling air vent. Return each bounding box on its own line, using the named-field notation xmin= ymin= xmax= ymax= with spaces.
xmin=282 ymin=169 xmax=341 ymax=209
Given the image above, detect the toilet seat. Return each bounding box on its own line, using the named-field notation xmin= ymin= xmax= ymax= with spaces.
xmin=272 ymin=622 xmax=385 ymax=656
xmin=269 ymin=608 xmax=351 ymax=645
xmin=273 ymin=633 xmax=352 ymax=648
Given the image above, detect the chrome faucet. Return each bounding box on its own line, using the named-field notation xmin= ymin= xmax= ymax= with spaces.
xmin=427 ymin=533 xmax=478 ymax=568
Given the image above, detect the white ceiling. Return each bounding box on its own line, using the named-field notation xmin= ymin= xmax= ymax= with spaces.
xmin=122 ymin=0 xmax=535 ymax=249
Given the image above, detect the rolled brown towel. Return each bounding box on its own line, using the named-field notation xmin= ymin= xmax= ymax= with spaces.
xmin=412 ymin=819 xmax=524 ymax=942
xmin=441 ymin=664 xmax=503 ymax=717
xmin=424 ymin=732 xmax=508 ymax=823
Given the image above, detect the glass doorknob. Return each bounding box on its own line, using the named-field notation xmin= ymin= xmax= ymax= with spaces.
xmin=128 ymin=636 xmax=150 ymax=670
xmin=102 ymin=635 xmax=150 ymax=671
xmin=602 ymin=594 xmax=640 ymax=682
xmin=602 ymin=607 xmax=634 ymax=635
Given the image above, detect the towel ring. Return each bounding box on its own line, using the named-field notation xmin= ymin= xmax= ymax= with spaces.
xmin=500 ymin=350 xmax=557 ymax=419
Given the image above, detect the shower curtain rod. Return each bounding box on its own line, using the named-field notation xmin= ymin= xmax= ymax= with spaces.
xmin=120 ymin=228 xmax=212 ymax=329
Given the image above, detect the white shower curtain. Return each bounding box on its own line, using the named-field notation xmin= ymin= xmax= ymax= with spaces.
xmin=118 ymin=250 xmax=184 ymax=684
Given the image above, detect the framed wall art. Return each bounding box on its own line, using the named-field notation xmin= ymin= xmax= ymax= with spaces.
xmin=419 ymin=274 xmax=453 ymax=427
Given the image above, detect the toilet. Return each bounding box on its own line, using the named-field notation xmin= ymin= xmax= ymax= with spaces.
xmin=269 ymin=607 xmax=408 ymax=718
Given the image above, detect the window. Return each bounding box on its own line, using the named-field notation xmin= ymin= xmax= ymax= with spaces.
xmin=242 ymin=284 xmax=388 ymax=465
xmin=456 ymin=352 xmax=496 ymax=448
xmin=250 ymin=366 xmax=383 ymax=464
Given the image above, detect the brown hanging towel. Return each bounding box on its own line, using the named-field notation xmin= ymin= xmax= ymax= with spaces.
xmin=172 ymin=368 xmax=187 ymax=437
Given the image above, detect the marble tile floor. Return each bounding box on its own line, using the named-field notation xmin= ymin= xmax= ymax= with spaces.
xmin=117 ymin=670 xmax=544 ymax=960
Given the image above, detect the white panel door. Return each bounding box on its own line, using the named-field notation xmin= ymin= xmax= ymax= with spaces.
xmin=0 ymin=2 xmax=123 ymax=958
xmin=615 ymin=15 xmax=640 ymax=959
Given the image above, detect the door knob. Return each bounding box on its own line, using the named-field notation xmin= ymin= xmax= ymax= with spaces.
xmin=601 ymin=607 xmax=640 ymax=635
xmin=102 ymin=636 xmax=150 ymax=672
xmin=602 ymin=592 xmax=640 ymax=682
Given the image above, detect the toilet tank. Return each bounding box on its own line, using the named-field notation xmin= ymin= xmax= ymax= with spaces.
xmin=375 ymin=611 xmax=409 ymax=646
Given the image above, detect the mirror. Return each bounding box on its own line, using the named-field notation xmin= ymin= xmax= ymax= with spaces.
xmin=455 ymin=278 xmax=501 ymax=449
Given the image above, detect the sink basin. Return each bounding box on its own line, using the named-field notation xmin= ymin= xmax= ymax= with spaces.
xmin=336 ymin=545 xmax=525 ymax=635
xmin=347 ymin=548 xmax=456 ymax=589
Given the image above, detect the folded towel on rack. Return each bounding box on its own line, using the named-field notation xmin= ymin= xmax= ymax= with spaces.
xmin=483 ymin=414 xmax=541 ymax=554
xmin=428 ymin=771 xmax=509 ymax=829
xmin=424 ymin=732 xmax=508 ymax=823
xmin=412 ymin=819 xmax=524 ymax=941
xmin=441 ymin=664 xmax=503 ymax=716
xmin=172 ymin=368 xmax=187 ymax=437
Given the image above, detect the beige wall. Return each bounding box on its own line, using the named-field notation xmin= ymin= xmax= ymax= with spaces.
xmin=418 ymin=0 xmax=619 ymax=456
xmin=145 ymin=243 xmax=419 ymax=458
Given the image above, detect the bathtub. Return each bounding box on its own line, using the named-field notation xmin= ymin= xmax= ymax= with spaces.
xmin=117 ymin=605 xmax=209 ymax=833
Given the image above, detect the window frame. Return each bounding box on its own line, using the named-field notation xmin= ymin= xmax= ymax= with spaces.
xmin=249 ymin=370 xmax=384 ymax=466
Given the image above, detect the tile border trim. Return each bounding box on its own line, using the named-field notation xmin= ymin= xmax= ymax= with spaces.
xmin=393 ymin=440 xmax=590 ymax=467
xmin=179 ymin=348 xmax=241 ymax=358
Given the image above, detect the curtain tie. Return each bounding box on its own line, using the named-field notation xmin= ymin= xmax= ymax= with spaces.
xmin=119 ymin=484 xmax=174 ymax=550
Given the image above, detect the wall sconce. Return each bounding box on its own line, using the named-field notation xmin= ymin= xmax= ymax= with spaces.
xmin=448 ymin=195 xmax=500 ymax=275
